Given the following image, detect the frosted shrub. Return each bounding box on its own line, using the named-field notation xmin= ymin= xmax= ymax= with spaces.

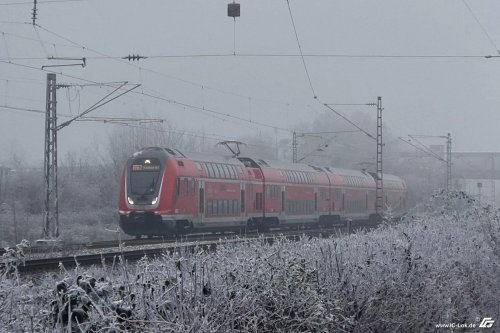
xmin=1 ymin=191 xmax=499 ymax=332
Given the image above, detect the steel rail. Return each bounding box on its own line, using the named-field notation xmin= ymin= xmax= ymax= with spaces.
xmin=2 ymin=227 xmax=354 ymax=274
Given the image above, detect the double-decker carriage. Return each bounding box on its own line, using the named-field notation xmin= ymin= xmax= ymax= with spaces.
xmin=119 ymin=147 xmax=407 ymax=238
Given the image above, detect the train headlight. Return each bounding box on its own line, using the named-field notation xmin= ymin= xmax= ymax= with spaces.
xmin=127 ymin=197 xmax=135 ymax=205
xmin=151 ymin=197 xmax=158 ymax=205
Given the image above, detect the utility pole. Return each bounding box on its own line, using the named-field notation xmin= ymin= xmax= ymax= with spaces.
xmin=446 ymin=132 xmax=452 ymax=192
xmin=43 ymin=73 xmax=58 ymax=238
xmin=41 ymin=74 xmax=140 ymax=239
xmin=292 ymin=131 xmax=297 ymax=163
xmin=375 ymin=97 xmax=383 ymax=214
xmin=490 ymin=153 xmax=495 ymax=206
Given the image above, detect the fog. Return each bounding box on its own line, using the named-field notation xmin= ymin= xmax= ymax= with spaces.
xmin=1 ymin=0 xmax=500 ymax=167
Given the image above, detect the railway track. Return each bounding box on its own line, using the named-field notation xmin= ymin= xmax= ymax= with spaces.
xmin=1 ymin=219 xmax=361 ymax=258
xmin=2 ymin=227 xmax=348 ymax=274
xmin=0 ymin=231 xmax=265 ymax=258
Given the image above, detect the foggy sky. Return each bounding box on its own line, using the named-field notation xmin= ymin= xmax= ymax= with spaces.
xmin=1 ymin=0 xmax=500 ymax=166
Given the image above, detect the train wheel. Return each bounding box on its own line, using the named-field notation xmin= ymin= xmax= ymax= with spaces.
xmin=148 ymin=235 xmax=153 ymax=239
xmin=135 ymin=235 xmax=142 ymax=240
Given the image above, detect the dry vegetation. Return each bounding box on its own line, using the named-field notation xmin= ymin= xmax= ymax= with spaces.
xmin=1 ymin=191 xmax=499 ymax=332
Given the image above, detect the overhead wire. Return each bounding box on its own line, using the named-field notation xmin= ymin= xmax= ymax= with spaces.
xmin=0 ymin=30 xmax=77 ymax=48
xmin=33 ymin=24 xmax=313 ymax=110
xmin=407 ymin=135 xmax=444 ymax=161
xmin=2 ymin=53 xmax=500 ymax=62
xmin=0 ymin=0 xmax=86 ymax=5
xmin=0 ymin=103 xmax=278 ymax=151
xmin=398 ymin=137 xmax=446 ymax=163
xmin=0 ymin=58 xmax=289 ymax=133
xmin=322 ymin=103 xmax=376 ymax=140
xmin=285 ymin=0 xmax=317 ymax=99
xmin=26 ymin=24 xmax=297 ymax=133
xmin=461 ymin=0 xmax=500 ymax=55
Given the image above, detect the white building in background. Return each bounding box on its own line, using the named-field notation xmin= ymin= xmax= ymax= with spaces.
xmin=454 ymin=178 xmax=500 ymax=207
xmin=452 ymin=152 xmax=500 ymax=208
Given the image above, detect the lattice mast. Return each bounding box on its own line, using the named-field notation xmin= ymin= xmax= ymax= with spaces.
xmin=446 ymin=132 xmax=452 ymax=192
xmin=375 ymin=96 xmax=384 ymax=214
xmin=43 ymin=73 xmax=58 ymax=238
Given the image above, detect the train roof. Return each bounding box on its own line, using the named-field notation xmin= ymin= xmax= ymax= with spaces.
xmin=183 ymin=151 xmax=243 ymax=165
xmin=132 ymin=148 xmax=404 ymax=188
xmin=239 ymin=155 xmax=374 ymax=178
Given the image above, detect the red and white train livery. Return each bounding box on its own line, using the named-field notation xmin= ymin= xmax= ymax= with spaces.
xmin=118 ymin=147 xmax=406 ymax=237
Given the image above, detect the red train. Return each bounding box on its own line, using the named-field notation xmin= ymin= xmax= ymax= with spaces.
xmin=118 ymin=147 xmax=407 ymax=238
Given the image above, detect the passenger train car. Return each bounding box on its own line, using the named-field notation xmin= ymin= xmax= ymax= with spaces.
xmin=118 ymin=147 xmax=407 ymax=237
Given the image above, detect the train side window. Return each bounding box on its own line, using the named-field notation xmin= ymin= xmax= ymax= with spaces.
xmin=199 ymin=188 xmax=205 ymax=213
xmin=241 ymin=190 xmax=245 ymax=213
xmin=281 ymin=191 xmax=285 ymax=212
xmin=255 ymin=193 xmax=263 ymax=210
xmin=214 ymin=200 xmax=219 ymax=215
xmin=184 ymin=178 xmax=189 ymax=195
xmin=220 ymin=164 xmax=227 ymax=179
xmin=227 ymin=166 xmax=235 ymax=179
xmin=221 ymin=164 xmax=228 ymax=179
xmin=224 ymin=200 xmax=228 ymax=215
xmin=207 ymin=163 xmax=215 ymax=178
xmin=314 ymin=192 xmax=318 ymax=211
xmin=218 ymin=164 xmax=225 ymax=178
xmin=176 ymin=178 xmax=181 ymax=198
xmin=221 ymin=164 xmax=229 ymax=179
xmin=207 ymin=200 xmax=212 ymax=216
xmin=213 ymin=164 xmax=221 ymax=178
xmin=225 ymin=165 xmax=231 ymax=179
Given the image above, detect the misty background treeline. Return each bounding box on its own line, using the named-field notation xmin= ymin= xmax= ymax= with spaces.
xmin=0 ymin=112 xmax=447 ymax=246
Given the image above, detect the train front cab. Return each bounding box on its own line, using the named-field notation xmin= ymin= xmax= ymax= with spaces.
xmin=119 ymin=148 xmax=181 ymax=237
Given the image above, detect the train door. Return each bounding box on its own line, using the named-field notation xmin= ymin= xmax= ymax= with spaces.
xmin=240 ymin=182 xmax=246 ymax=220
xmin=198 ymin=180 xmax=205 ymax=225
xmin=314 ymin=188 xmax=318 ymax=215
xmin=281 ymin=185 xmax=286 ymax=218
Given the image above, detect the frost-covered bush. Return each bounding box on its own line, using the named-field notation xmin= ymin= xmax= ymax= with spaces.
xmin=1 ymin=191 xmax=499 ymax=332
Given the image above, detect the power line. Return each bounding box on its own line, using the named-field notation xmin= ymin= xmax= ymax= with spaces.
xmin=0 ymin=58 xmax=292 ymax=133
xmin=0 ymin=104 xmax=45 ymax=114
xmin=285 ymin=0 xmax=317 ymax=99
xmin=0 ymin=30 xmax=78 ymax=48
xmin=0 ymin=0 xmax=85 ymax=5
xmin=6 ymin=24 xmax=300 ymax=132
xmin=407 ymin=135 xmax=444 ymax=161
xmin=461 ymin=0 xmax=500 ymax=55
xmin=322 ymin=103 xmax=376 ymax=140
xmin=2 ymin=53 xmax=500 ymax=61
xmin=33 ymin=24 xmax=312 ymax=110
xmin=142 ymin=53 xmax=500 ymax=60
xmin=398 ymin=136 xmax=446 ymax=163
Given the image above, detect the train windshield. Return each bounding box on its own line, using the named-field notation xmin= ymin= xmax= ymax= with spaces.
xmin=130 ymin=158 xmax=161 ymax=195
